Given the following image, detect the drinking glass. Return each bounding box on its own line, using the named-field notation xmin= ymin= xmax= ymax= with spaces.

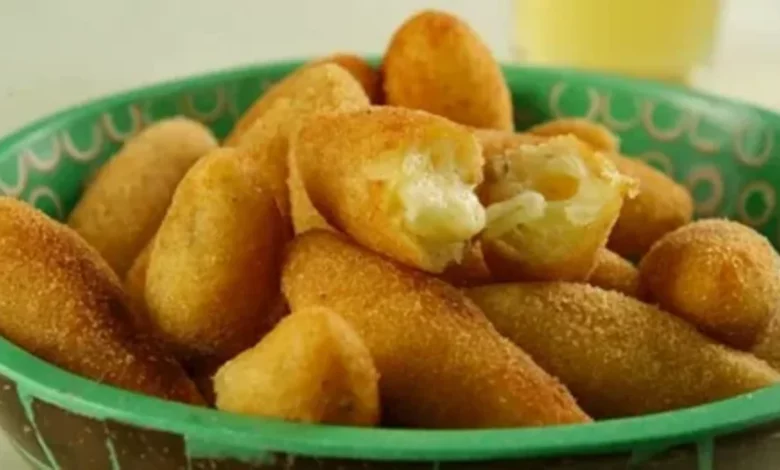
xmin=512 ymin=0 xmax=723 ymax=84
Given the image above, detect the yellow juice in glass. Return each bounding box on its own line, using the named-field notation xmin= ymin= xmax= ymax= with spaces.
xmin=513 ymin=0 xmax=722 ymax=84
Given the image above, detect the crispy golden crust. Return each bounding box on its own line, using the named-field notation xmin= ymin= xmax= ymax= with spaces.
xmin=473 ymin=129 xmax=546 ymax=160
xmin=67 ymin=118 xmax=217 ymax=276
xmin=528 ymin=119 xmax=620 ymax=154
xmin=467 ymin=283 xmax=779 ymax=418
xmin=287 ymin=142 xmax=337 ymax=235
xmin=0 ymin=197 xmax=204 ymax=405
xmin=215 ymin=306 xmax=380 ymax=425
xmin=145 ymin=149 xmax=288 ymax=360
xmin=639 ymin=219 xmax=780 ymax=349
xmin=282 ymin=231 xmax=590 ymax=428
xmin=608 ymin=155 xmax=694 ymax=258
xmin=586 ymin=248 xmax=641 ymax=298
xmin=383 ymin=10 xmax=513 ymax=130
xmin=292 ymin=106 xmax=484 ymax=273
xmin=310 ymin=54 xmax=383 ymax=104
xmin=232 ymin=63 xmax=370 ymax=217
xmin=123 ymin=239 xmax=154 ymax=333
xmin=479 ymin=136 xmax=632 ymax=281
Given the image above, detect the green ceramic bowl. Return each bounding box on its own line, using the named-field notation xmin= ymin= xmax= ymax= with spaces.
xmin=1 ymin=59 xmax=780 ymax=470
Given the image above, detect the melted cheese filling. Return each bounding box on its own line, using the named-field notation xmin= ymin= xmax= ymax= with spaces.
xmin=397 ymin=169 xmax=486 ymax=244
xmin=366 ymin=151 xmax=486 ymax=267
xmin=483 ymin=143 xmax=618 ymax=240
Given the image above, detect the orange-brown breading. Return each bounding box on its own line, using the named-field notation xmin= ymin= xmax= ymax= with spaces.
xmin=608 ymin=155 xmax=694 ymax=258
xmin=467 ymin=282 xmax=779 ymax=418
xmin=527 ymin=118 xmax=620 ymax=154
xmin=383 ymin=10 xmax=513 ymax=131
xmin=225 ymin=62 xmax=369 ymax=146
xmin=215 ymin=306 xmax=380 ymax=426
xmin=68 ymin=118 xmax=217 ymax=276
xmin=145 ymin=149 xmax=288 ymax=361
xmin=123 ymin=238 xmax=155 ymax=332
xmin=0 ymin=197 xmax=204 ymax=405
xmin=282 ymin=230 xmax=590 ymax=428
xmin=639 ymin=219 xmax=780 ymax=349
xmin=287 ymin=147 xmax=336 ymax=235
xmin=309 ymin=53 xmax=383 ymax=103
xmin=586 ymin=248 xmax=641 ymax=298
xmin=291 ymin=106 xmax=487 ymax=273
xmin=231 ymin=63 xmax=370 ymax=218
xmin=478 ymin=135 xmax=635 ymax=281
xmin=473 ymin=129 xmax=546 ymax=160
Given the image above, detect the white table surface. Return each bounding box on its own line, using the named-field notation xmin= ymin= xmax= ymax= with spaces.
xmin=0 ymin=0 xmax=778 ymax=468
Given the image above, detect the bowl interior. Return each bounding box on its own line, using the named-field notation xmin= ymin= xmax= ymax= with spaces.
xmin=1 ymin=59 xmax=780 ymax=464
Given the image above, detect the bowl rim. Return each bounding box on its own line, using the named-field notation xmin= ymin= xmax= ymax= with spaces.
xmin=1 ymin=58 xmax=780 ymax=463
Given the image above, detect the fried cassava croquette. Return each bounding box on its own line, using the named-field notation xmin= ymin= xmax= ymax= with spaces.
xmin=226 ymin=62 xmax=369 ymax=146
xmin=383 ymin=10 xmax=513 ymax=130
xmin=0 ymin=197 xmax=204 ymax=405
xmin=145 ymin=148 xmax=288 ymax=361
xmin=473 ymin=129 xmax=546 ymax=160
xmin=479 ymin=135 xmax=635 ymax=281
xmin=527 ymin=118 xmax=620 ymax=154
xmin=608 ymin=155 xmax=694 ymax=258
xmin=467 ymin=283 xmax=779 ymax=418
xmin=68 ymin=118 xmax=217 ymax=276
xmin=292 ymin=106 xmax=486 ymax=273
xmin=309 ymin=53 xmax=383 ymax=103
xmin=282 ymin=231 xmax=590 ymax=428
xmin=639 ymin=219 xmax=780 ymax=349
xmin=586 ymin=248 xmax=641 ymax=298
xmin=215 ymin=306 xmax=380 ymax=426
xmin=287 ymin=147 xmax=336 ymax=234
xmin=233 ymin=63 xmax=370 ymax=218
xmin=123 ymin=238 xmax=155 ymax=333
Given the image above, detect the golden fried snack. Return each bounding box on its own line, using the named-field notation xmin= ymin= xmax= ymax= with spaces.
xmin=467 ymin=283 xmax=779 ymax=418
xmin=215 ymin=306 xmax=380 ymax=426
xmin=639 ymin=219 xmax=780 ymax=349
xmin=586 ymin=248 xmax=641 ymax=298
xmin=309 ymin=53 xmax=382 ymax=103
xmin=287 ymin=147 xmax=336 ymax=234
xmin=527 ymin=118 xmax=620 ymax=154
xmin=68 ymin=118 xmax=217 ymax=276
xmin=292 ymin=106 xmax=486 ymax=273
xmin=473 ymin=129 xmax=545 ymax=160
xmin=0 ymin=197 xmax=204 ymax=405
xmin=608 ymin=155 xmax=694 ymax=258
xmin=233 ymin=63 xmax=370 ymax=218
xmin=282 ymin=231 xmax=590 ymax=428
xmin=225 ymin=62 xmax=369 ymax=146
xmin=479 ymin=135 xmax=635 ymax=281
xmin=145 ymin=148 xmax=288 ymax=361
xmin=123 ymin=238 xmax=154 ymax=332
xmin=383 ymin=10 xmax=513 ymax=130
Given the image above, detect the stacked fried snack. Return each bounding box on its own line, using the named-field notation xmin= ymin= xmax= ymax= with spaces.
xmin=2 ymin=10 xmax=779 ymax=430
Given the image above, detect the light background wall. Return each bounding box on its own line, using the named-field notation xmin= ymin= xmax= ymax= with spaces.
xmin=0 ymin=0 xmax=779 ymax=136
